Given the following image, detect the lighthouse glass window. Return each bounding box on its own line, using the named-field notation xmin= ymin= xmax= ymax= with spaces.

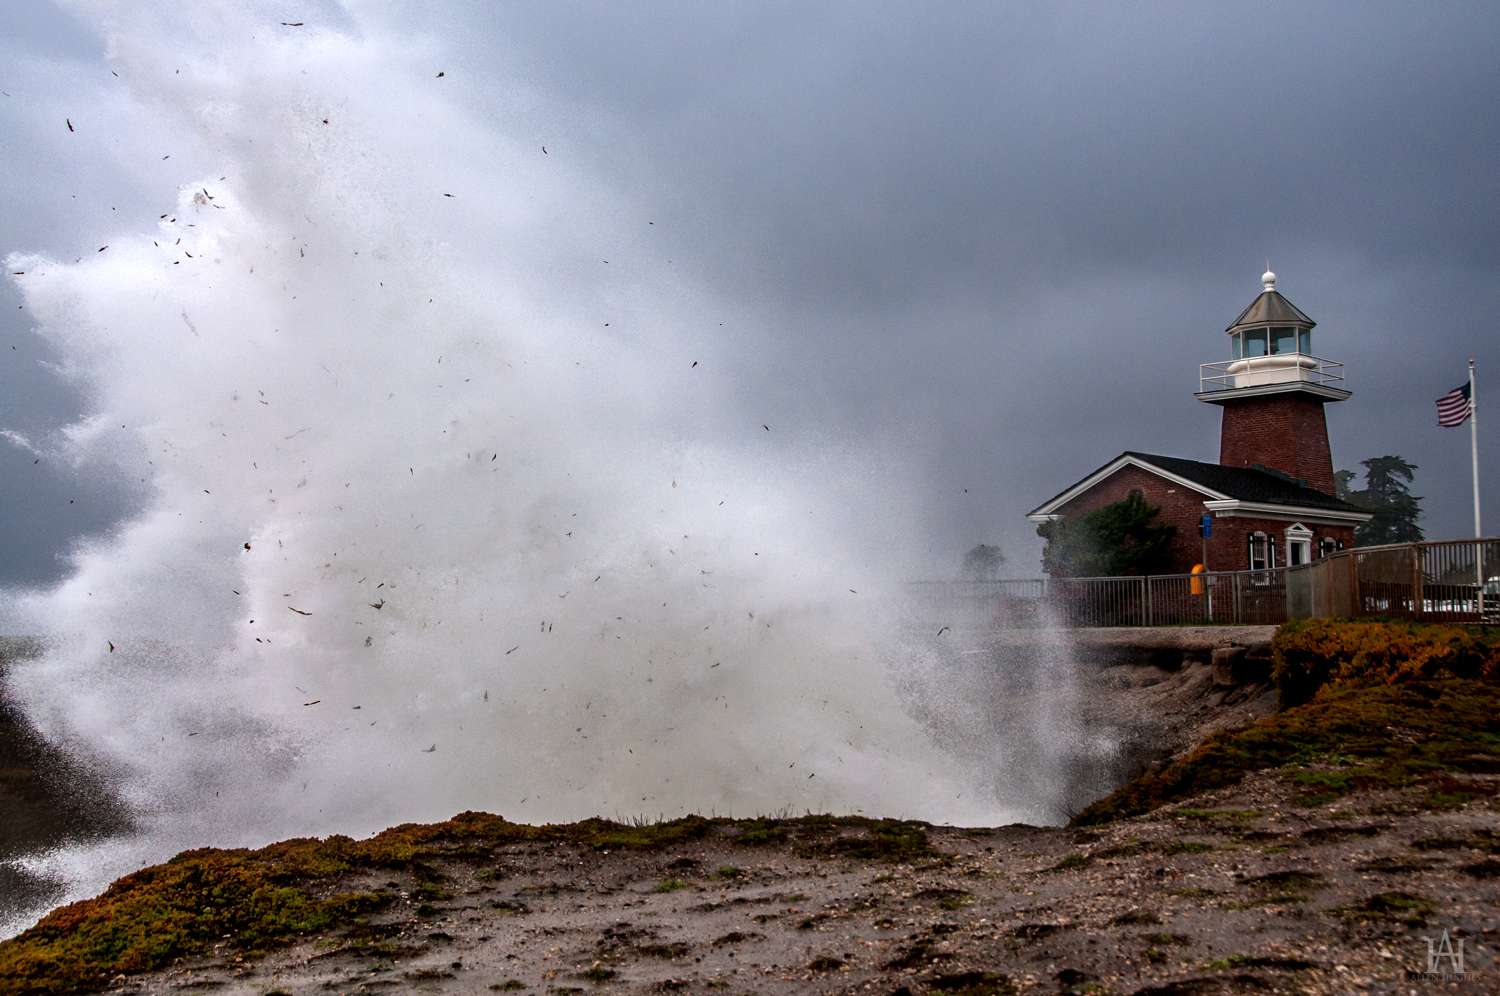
xmin=1234 ymin=329 xmax=1267 ymax=358
xmin=1232 ymin=327 xmax=1311 ymax=358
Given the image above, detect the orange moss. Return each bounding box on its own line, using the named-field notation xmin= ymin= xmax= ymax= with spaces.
xmin=1273 ymin=618 xmax=1500 ymax=707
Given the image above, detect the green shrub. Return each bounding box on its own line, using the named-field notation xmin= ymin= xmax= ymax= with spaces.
xmin=1272 ymin=619 xmax=1500 ymax=707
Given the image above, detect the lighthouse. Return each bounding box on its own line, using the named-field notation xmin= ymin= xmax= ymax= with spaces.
xmin=1195 ymin=270 xmax=1349 ymax=495
xmin=1026 ymin=270 xmax=1370 ymax=575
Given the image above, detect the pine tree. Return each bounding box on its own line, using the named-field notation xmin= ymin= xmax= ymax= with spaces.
xmin=1337 ymin=456 xmax=1423 ymax=546
xmin=1036 ymin=490 xmax=1177 ymax=577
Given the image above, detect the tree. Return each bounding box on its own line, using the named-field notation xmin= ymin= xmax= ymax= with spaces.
xmin=960 ymin=543 xmax=1006 ymax=580
xmin=1036 ymin=489 xmax=1177 ymax=577
xmin=1336 ymin=455 xmax=1423 ymax=546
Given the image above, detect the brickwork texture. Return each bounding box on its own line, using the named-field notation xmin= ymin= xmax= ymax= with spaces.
xmin=1217 ymin=394 xmax=1336 ymax=494
xmin=1048 ymin=464 xmax=1354 ymax=576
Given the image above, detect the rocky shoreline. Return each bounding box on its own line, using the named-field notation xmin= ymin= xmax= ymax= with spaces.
xmin=0 ymin=638 xmax=131 ymax=934
xmin=9 ymin=781 xmax=1496 ymax=996
xmin=3 ymin=622 xmax=1499 ymax=995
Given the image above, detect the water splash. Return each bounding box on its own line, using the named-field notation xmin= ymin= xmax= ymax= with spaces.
xmin=1 ymin=6 xmax=1019 ymax=934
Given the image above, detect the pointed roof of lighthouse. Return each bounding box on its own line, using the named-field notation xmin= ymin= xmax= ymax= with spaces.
xmin=1225 ymin=270 xmax=1315 ymax=333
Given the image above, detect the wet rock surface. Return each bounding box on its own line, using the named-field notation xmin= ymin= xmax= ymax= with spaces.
xmin=84 ymin=783 xmax=1498 ymax=996
xmin=901 ymin=629 xmax=1281 ymax=820
xmin=0 ymin=637 xmax=131 ymax=862
xmin=0 ymin=638 xmax=132 ymax=931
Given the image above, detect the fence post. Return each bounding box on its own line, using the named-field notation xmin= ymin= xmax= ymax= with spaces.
xmin=1348 ymin=551 xmax=1359 ymax=616
xmin=1142 ymin=576 xmax=1151 ymax=627
xmin=1411 ymin=543 xmax=1423 ymax=620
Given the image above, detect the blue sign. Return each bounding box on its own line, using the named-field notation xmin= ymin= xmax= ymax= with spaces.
xmin=1200 ymin=514 xmax=1212 ymax=537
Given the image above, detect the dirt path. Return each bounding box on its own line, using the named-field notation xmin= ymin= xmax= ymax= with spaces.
xmin=108 ymin=777 xmax=1498 ymax=996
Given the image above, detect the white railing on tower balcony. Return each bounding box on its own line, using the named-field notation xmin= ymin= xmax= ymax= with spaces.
xmin=1198 ymin=355 xmax=1344 ymax=394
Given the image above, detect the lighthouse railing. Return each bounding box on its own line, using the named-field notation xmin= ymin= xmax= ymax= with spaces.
xmin=1198 ymin=355 xmax=1345 ymax=394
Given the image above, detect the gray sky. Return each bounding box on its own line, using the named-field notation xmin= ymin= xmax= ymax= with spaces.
xmin=2 ymin=1 xmax=1498 ymax=585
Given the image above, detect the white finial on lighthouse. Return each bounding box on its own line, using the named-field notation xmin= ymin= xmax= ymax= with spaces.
xmin=1262 ymin=269 xmax=1276 ymax=292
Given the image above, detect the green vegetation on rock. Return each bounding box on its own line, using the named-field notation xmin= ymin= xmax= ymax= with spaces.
xmin=1073 ymin=677 xmax=1500 ymax=825
xmin=1070 ymin=617 xmax=1500 ymax=826
xmin=0 ymin=812 xmax=935 ymax=996
xmin=1273 ymin=618 xmax=1500 ymax=707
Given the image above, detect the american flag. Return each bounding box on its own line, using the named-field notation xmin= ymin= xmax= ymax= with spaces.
xmin=1436 ymin=381 xmax=1472 ymax=427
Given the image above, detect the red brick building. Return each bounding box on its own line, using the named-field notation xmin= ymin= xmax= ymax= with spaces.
xmin=1027 ymin=272 xmax=1371 ymax=576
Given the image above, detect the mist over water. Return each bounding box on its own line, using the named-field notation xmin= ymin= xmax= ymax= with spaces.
xmin=0 ymin=6 xmax=1105 ymax=935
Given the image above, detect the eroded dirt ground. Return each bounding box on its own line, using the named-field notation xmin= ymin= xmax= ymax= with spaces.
xmin=117 ymin=780 xmax=1497 ymax=996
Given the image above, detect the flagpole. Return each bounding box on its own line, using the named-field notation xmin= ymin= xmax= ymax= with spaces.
xmin=1471 ymin=359 xmax=1481 ymax=538
xmin=1471 ymin=360 xmax=1483 ymax=619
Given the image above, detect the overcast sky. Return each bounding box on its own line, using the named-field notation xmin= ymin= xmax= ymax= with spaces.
xmin=2 ymin=1 xmax=1498 ymax=585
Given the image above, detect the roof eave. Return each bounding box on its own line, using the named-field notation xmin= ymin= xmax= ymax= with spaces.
xmin=1203 ymin=499 xmax=1373 ymax=525
xmin=1025 ymin=453 xmax=1230 ymax=519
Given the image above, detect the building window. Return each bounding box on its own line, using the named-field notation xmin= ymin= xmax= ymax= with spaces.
xmin=1231 ymin=325 xmax=1311 ymax=359
xmin=1320 ymin=537 xmax=1338 ymax=558
xmin=1248 ymin=532 xmax=1268 ymax=572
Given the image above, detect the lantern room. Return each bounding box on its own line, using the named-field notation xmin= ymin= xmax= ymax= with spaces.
xmin=1200 ymin=272 xmax=1346 ymax=396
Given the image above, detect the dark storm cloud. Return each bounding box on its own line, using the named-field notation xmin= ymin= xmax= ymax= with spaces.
xmin=469 ymin=2 xmax=1499 ymax=301
xmin=453 ymin=1 xmax=1499 ymax=564
xmin=3 ymin=1 xmax=1499 ymax=583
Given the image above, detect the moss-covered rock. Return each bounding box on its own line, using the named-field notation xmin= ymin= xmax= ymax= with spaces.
xmin=1072 ymin=678 xmax=1500 ymax=825
xmin=0 ymin=813 xmax=931 ymax=996
xmin=1272 ymin=618 xmax=1500 ymax=707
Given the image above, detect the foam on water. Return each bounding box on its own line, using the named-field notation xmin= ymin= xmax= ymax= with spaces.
xmin=0 ymin=5 xmax=1091 ymax=936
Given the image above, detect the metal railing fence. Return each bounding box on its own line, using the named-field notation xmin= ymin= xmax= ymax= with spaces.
xmin=918 ymin=537 xmax=1500 ymax=629
xmin=914 ymin=568 xmax=1291 ymax=628
xmin=1287 ymin=538 xmax=1500 ymax=623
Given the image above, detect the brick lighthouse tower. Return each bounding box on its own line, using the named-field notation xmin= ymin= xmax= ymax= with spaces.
xmin=1195 ymin=270 xmax=1348 ymax=496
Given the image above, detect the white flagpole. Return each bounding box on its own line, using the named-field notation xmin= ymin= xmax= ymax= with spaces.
xmin=1471 ymin=359 xmax=1481 ymax=537
xmin=1471 ymin=360 xmax=1483 ymax=618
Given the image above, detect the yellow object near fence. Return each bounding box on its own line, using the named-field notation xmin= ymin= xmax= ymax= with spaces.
xmin=1190 ymin=563 xmax=1205 ymax=595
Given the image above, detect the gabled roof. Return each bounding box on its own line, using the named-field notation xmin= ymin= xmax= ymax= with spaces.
xmin=1122 ymin=453 xmax=1357 ymax=510
xmin=1026 ymin=451 xmax=1370 ymax=522
xmin=1226 ymin=290 xmax=1315 ymax=333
